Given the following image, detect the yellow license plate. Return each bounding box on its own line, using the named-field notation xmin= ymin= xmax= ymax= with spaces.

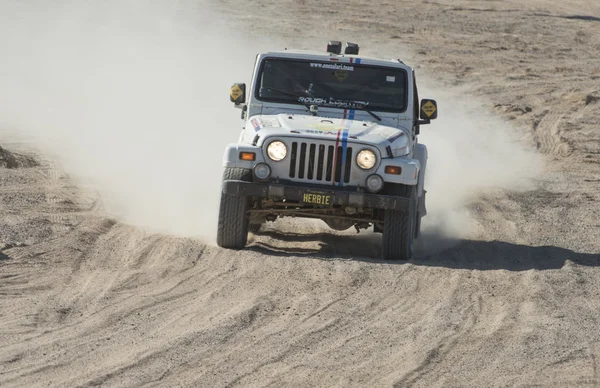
xmin=302 ymin=191 xmax=333 ymax=206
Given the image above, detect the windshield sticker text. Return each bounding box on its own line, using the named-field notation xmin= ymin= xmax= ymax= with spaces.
xmin=298 ymin=97 xmax=369 ymax=109
xmin=310 ymin=62 xmax=354 ymax=71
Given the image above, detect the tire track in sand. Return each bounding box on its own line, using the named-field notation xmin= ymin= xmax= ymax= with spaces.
xmin=393 ymin=294 xmax=484 ymax=387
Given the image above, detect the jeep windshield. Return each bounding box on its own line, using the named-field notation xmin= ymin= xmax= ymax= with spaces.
xmin=255 ymin=58 xmax=408 ymax=113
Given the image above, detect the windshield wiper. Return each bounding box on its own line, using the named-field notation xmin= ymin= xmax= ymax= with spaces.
xmin=360 ymin=108 xmax=382 ymax=122
xmin=262 ymin=87 xmax=316 ymax=116
xmin=315 ymin=98 xmax=382 ymax=122
xmin=262 ymin=88 xmax=382 ymax=121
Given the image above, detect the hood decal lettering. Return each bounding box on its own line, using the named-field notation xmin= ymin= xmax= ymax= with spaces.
xmin=304 ymin=129 xmax=339 ymax=136
xmin=308 ymin=123 xmax=346 ymax=131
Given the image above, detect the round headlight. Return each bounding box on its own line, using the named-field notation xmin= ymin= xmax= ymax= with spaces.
xmin=356 ymin=149 xmax=377 ymax=170
xmin=267 ymin=141 xmax=287 ymax=161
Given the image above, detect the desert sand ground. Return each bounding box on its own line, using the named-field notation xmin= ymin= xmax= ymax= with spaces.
xmin=1 ymin=0 xmax=600 ymax=387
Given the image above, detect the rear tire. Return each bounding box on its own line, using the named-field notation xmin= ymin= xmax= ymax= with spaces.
xmin=216 ymin=168 xmax=252 ymax=249
xmin=382 ymin=184 xmax=417 ymax=260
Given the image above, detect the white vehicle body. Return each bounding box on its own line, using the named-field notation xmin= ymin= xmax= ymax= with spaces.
xmin=218 ymin=43 xmax=437 ymax=260
xmin=226 ymin=50 xmax=428 ymax=198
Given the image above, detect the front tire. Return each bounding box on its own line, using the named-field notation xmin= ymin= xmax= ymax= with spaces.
xmin=216 ymin=168 xmax=252 ymax=249
xmin=382 ymin=184 xmax=417 ymax=260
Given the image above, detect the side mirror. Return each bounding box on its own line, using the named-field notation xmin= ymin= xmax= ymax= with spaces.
xmin=230 ymin=83 xmax=246 ymax=104
xmin=420 ymin=99 xmax=438 ymax=121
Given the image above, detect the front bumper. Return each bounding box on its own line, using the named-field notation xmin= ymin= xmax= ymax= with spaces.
xmin=222 ymin=180 xmax=409 ymax=211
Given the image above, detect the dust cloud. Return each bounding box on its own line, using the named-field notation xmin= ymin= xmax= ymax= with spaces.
xmin=0 ymin=0 xmax=270 ymax=239
xmin=0 ymin=0 xmax=540 ymax=245
xmin=418 ymin=84 xmax=542 ymax=242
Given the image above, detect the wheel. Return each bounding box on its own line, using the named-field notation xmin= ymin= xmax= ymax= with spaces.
xmin=216 ymin=168 xmax=252 ymax=249
xmin=382 ymin=184 xmax=417 ymax=260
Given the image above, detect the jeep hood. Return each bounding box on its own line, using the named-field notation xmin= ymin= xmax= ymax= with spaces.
xmin=249 ymin=114 xmax=411 ymax=157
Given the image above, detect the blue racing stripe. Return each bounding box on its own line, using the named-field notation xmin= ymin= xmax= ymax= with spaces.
xmin=339 ymin=110 xmax=354 ymax=186
xmin=339 ymin=130 xmax=349 ymax=187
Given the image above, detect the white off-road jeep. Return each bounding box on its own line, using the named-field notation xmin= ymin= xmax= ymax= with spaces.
xmin=217 ymin=41 xmax=437 ymax=260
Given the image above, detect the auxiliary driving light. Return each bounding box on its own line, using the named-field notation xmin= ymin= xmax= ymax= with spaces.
xmin=366 ymin=174 xmax=384 ymax=193
xmin=254 ymin=163 xmax=271 ymax=180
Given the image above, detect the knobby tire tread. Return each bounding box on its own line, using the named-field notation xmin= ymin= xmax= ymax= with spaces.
xmin=382 ymin=184 xmax=417 ymax=260
xmin=216 ymin=168 xmax=252 ymax=249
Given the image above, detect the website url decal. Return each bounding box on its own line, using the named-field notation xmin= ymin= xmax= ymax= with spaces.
xmin=310 ymin=62 xmax=354 ymax=71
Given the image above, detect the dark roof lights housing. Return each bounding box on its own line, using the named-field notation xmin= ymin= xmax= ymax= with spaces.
xmin=326 ymin=40 xmax=342 ymax=54
xmin=327 ymin=41 xmax=360 ymax=55
xmin=344 ymin=42 xmax=359 ymax=55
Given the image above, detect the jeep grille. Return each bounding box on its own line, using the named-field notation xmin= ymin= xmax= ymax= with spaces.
xmin=288 ymin=141 xmax=353 ymax=184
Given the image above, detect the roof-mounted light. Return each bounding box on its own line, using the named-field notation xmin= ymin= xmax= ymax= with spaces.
xmin=326 ymin=40 xmax=342 ymax=54
xmin=345 ymin=42 xmax=359 ymax=55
